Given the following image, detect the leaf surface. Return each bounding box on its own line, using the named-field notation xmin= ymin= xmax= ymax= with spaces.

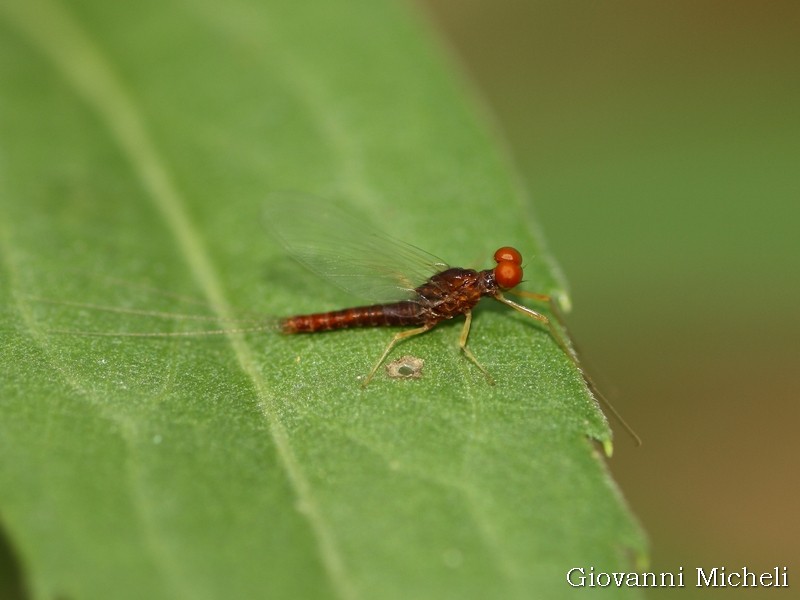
xmin=0 ymin=1 xmax=646 ymax=598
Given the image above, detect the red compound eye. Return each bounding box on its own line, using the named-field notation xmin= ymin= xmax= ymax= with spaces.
xmin=494 ymin=260 xmax=523 ymax=289
xmin=493 ymin=246 xmax=522 ymax=265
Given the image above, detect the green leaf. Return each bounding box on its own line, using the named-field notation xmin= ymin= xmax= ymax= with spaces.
xmin=0 ymin=0 xmax=646 ymax=598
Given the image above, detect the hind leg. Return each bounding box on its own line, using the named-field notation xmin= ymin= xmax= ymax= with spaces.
xmin=362 ymin=325 xmax=432 ymax=387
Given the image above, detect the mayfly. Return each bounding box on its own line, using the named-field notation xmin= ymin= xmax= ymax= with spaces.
xmin=280 ymin=242 xmax=546 ymax=386
xmin=265 ymin=195 xmax=640 ymax=444
xmin=267 ymin=197 xmax=575 ymax=387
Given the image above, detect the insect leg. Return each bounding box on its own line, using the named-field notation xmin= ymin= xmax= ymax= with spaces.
xmin=495 ymin=291 xmax=641 ymax=447
xmin=362 ymin=324 xmax=432 ymax=387
xmin=507 ymin=290 xmax=568 ymax=333
xmin=495 ymin=293 xmax=573 ymax=358
xmin=509 ymin=290 xmax=553 ymax=303
xmin=459 ymin=310 xmax=494 ymax=384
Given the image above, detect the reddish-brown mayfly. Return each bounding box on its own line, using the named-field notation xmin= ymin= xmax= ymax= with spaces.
xmin=279 ymin=243 xmax=557 ymax=386
xmin=265 ymin=195 xmax=640 ymax=444
xmin=266 ymin=197 xmax=572 ymax=387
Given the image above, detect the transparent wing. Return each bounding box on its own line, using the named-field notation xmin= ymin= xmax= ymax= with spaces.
xmin=264 ymin=192 xmax=448 ymax=302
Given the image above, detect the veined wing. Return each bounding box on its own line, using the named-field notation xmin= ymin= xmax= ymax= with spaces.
xmin=264 ymin=192 xmax=448 ymax=303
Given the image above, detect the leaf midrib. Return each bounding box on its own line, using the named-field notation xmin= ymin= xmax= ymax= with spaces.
xmin=0 ymin=1 xmax=356 ymax=597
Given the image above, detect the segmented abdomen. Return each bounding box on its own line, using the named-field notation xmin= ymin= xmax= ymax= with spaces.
xmin=280 ymin=301 xmax=427 ymax=334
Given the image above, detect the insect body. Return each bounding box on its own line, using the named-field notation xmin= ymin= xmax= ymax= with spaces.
xmin=280 ymin=266 xmax=493 ymax=333
xmin=279 ymin=246 xmax=562 ymax=386
xmin=275 ymin=231 xmax=641 ymax=444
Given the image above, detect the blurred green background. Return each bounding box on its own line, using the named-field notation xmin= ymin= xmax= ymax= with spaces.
xmin=420 ymin=0 xmax=799 ymax=596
